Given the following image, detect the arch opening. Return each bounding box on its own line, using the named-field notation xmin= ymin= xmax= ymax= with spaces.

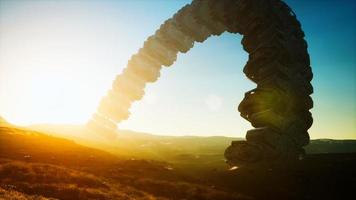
xmin=120 ymin=32 xmax=253 ymax=137
xmin=87 ymin=0 xmax=313 ymax=165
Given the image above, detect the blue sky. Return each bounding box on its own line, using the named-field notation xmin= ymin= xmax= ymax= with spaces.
xmin=286 ymin=0 xmax=356 ymax=138
xmin=0 ymin=0 xmax=355 ymax=139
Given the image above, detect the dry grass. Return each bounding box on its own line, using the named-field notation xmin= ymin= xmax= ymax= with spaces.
xmin=0 ymin=160 xmax=160 ymax=200
xmin=1 ymin=125 xmax=355 ymax=200
xmin=0 ymin=159 xmax=249 ymax=200
xmin=0 ymin=126 xmax=250 ymax=200
xmin=0 ymin=187 xmax=54 ymax=200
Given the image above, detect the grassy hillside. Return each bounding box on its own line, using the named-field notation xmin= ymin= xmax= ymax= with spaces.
xmin=0 ymin=186 xmax=53 ymax=200
xmin=2 ymin=124 xmax=356 ymax=200
xmin=0 ymin=159 xmax=158 ymax=200
xmin=0 ymin=125 xmax=250 ymax=200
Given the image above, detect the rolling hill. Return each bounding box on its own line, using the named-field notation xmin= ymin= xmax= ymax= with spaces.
xmin=1 ymin=123 xmax=356 ymax=200
xmin=0 ymin=125 xmax=251 ymax=200
xmin=29 ymin=124 xmax=356 ymax=171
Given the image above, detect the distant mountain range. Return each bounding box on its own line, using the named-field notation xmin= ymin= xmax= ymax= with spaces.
xmin=0 ymin=116 xmax=354 ymax=163
xmin=27 ymin=123 xmax=356 ymax=168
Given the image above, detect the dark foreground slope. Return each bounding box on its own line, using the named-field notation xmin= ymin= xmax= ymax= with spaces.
xmin=206 ymin=153 xmax=356 ymax=200
xmin=1 ymin=124 xmax=356 ymax=200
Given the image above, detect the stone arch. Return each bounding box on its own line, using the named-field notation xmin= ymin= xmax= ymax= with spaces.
xmin=87 ymin=0 xmax=313 ymax=165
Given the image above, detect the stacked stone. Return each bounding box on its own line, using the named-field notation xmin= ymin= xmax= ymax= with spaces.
xmin=87 ymin=0 xmax=313 ymax=166
xmin=87 ymin=1 xmax=220 ymax=138
xmin=222 ymin=0 xmax=313 ymax=165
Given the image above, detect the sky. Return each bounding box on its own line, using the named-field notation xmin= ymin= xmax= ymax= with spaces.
xmin=0 ymin=0 xmax=355 ymax=139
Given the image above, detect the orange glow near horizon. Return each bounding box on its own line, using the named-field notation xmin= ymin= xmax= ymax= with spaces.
xmin=0 ymin=0 xmax=355 ymax=139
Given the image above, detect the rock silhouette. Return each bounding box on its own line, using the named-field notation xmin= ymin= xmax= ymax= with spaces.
xmin=88 ymin=0 xmax=313 ymax=165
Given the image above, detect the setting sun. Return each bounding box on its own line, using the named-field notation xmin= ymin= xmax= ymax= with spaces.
xmin=0 ymin=0 xmax=355 ymax=139
xmin=0 ymin=1 xmax=356 ymax=200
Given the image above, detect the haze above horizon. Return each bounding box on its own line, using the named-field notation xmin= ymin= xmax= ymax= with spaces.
xmin=0 ymin=0 xmax=355 ymax=139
